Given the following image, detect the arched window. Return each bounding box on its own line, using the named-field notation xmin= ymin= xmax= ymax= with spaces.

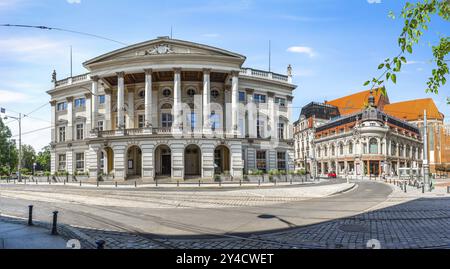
xmin=399 ymin=144 xmax=404 ymax=157
xmin=369 ymin=138 xmax=378 ymax=154
xmin=211 ymin=89 xmax=220 ymax=99
xmin=348 ymin=142 xmax=353 ymax=154
xmin=324 ymin=146 xmax=328 ymax=157
xmin=331 ymin=145 xmax=335 ymax=156
xmin=391 ymin=142 xmax=397 ymax=156
xmin=406 ymin=145 xmax=411 ymax=158
xmin=138 ymin=90 xmax=145 ymax=98
xmin=339 ymin=143 xmax=344 ymax=155
xmin=317 ymin=147 xmax=321 ymax=158
xmin=187 ymin=88 xmax=196 ymax=97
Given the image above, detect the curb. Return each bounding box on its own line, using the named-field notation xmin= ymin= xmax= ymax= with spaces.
xmin=0 ymin=214 xmax=96 ymax=249
xmin=328 ymin=183 xmax=357 ymax=196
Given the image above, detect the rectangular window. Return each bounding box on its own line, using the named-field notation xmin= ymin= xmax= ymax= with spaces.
xmin=277 ymin=152 xmax=286 ymax=171
xmin=138 ymin=115 xmax=145 ymax=128
xmin=161 ymin=113 xmax=173 ymax=128
xmin=99 ymin=95 xmax=105 ymax=104
xmin=278 ymin=123 xmax=285 ymax=140
xmin=256 ymin=151 xmax=267 ymax=172
xmin=57 ymin=102 xmax=67 ymax=111
xmin=239 ymin=91 xmax=246 ymax=102
xmin=97 ymin=121 xmax=104 ymax=131
xmin=275 ymin=97 xmax=286 ymax=107
xmin=59 ymin=126 xmax=66 ymax=142
xmin=239 ymin=118 xmax=245 ymax=137
xmin=210 ymin=112 xmax=220 ymax=130
xmin=75 ymin=153 xmax=84 ymax=171
xmin=76 ymin=124 xmax=84 ymax=140
xmin=254 ymin=94 xmax=266 ymax=104
xmin=188 ymin=112 xmax=196 ymax=129
xmin=74 ymin=98 xmax=85 ymax=108
xmin=257 ymin=119 xmax=265 ymax=138
xmin=58 ymin=154 xmax=66 ymax=171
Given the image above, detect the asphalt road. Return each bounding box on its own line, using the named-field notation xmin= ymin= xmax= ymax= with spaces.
xmin=0 ymin=180 xmax=392 ymax=239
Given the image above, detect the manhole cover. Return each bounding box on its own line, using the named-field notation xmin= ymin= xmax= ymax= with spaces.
xmin=338 ymin=224 xmax=368 ymax=233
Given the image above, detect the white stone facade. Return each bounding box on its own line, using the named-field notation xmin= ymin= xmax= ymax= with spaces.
xmin=47 ymin=37 xmax=297 ymax=181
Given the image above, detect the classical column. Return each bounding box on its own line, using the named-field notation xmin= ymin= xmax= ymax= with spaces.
xmin=91 ymin=76 xmax=99 ymax=130
xmin=144 ymin=69 xmax=153 ymax=128
xmin=85 ymin=93 xmax=92 ymax=133
xmin=203 ymin=69 xmax=211 ymax=133
xmin=117 ymin=72 xmax=125 ymax=129
xmin=127 ymin=91 xmax=135 ymax=129
xmin=231 ymin=71 xmax=239 ymax=135
xmin=287 ymin=95 xmax=294 ymax=139
xmin=104 ymin=89 xmax=112 ymax=130
xmin=246 ymin=89 xmax=256 ymax=138
xmin=267 ymin=92 xmax=276 ymax=139
xmin=173 ymin=68 xmax=181 ymax=131
xmin=50 ymin=100 xmax=56 ymax=143
xmin=66 ymin=97 xmax=73 ymax=141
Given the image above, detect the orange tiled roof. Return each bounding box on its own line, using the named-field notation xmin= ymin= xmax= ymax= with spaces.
xmin=325 ymin=88 xmax=388 ymax=115
xmin=383 ymin=98 xmax=444 ymax=121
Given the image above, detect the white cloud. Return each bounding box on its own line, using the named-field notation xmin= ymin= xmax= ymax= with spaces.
xmin=367 ymin=0 xmax=382 ymax=3
xmin=0 ymin=0 xmax=20 ymax=9
xmin=0 ymin=90 xmax=30 ymax=103
xmin=67 ymin=0 xmax=81 ymax=4
xmin=404 ymin=60 xmax=425 ymax=65
xmin=287 ymin=46 xmax=316 ymax=58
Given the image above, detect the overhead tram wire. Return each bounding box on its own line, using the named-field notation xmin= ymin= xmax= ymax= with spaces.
xmin=0 ymin=24 xmax=128 ymax=46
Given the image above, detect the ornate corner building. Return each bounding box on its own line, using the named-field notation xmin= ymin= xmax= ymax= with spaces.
xmin=47 ymin=37 xmax=297 ymax=181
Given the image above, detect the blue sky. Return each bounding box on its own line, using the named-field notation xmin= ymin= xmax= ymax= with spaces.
xmin=0 ymin=0 xmax=448 ymax=150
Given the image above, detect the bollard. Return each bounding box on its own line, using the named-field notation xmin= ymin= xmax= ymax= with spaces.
xmin=96 ymin=240 xmax=106 ymax=249
xmin=97 ymin=181 xmax=99 ymax=187
xmin=36 ymin=180 xmax=38 ymax=185
xmin=24 ymin=179 xmax=26 ymax=184
xmin=177 ymin=180 xmax=179 ymax=187
xmin=51 ymin=211 xmax=58 ymax=235
xmin=14 ymin=179 xmax=16 ymax=184
xmin=28 ymin=205 xmax=33 ymax=226
xmin=156 ymin=179 xmax=158 ymax=187
xmin=290 ymin=179 xmax=292 ymax=185
xmin=115 ymin=181 xmax=118 ymax=188
xmin=274 ymin=179 xmax=277 ymax=186
xmin=258 ymin=180 xmax=260 ymax=186
xmin=135 ymin=181 xmax=137 ymax=188
xmin=219 ymin=180 xmax=221 ymax=187
xmin=239 ymin=180 xmax=242 ymax=187
xmin=447 ymin=186 xmax=450 ymax=194
xmin=404 ymin=183 xmax=407 ymax=193
xmin=64 ymin=180 xmax=66 ymax=185
xmin=422 ymin=185 xmax=425 ymax=194
xmin=79 ymin=181 xmax=82 ymax=186
xmin=199 ymin=180 xmax=201 ymax=187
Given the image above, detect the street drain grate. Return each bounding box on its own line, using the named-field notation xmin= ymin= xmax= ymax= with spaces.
xmin=338 ymin=224 xmax=368 ymax=233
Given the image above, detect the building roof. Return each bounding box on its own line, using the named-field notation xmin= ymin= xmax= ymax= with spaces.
xmin=300 ymin=102 xmax=340 ymax=120
xmin=383 ymin=98 xmax=444 ymax=121
xmin=325 ymin=88 xmax=387 ymax=116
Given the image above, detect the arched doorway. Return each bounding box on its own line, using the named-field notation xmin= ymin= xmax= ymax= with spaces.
xmin=100 ymin=147 xmax=114 ymax=175
xmin=155 ymin=145 xmax=171 ymax=177
xmin=214 ymin=145 xmax=230 ymax=175
xmin=185 ymin=145 xmax=201 ymax=177
xmin=126 ymin=145 xmax=142 ymax=179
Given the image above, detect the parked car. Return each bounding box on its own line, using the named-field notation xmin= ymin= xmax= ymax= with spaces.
xmin=327 ymin=172 xmax=337 ymax=178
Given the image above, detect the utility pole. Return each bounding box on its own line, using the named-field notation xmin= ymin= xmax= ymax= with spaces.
xmin=3 ymin=112 xmax=22 ymax=182
xmin=423 ymin=110 xmax=430 ymax=191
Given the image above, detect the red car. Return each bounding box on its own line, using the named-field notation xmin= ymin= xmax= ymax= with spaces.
xmin=327 ymin=172 xmax=337 ymax=178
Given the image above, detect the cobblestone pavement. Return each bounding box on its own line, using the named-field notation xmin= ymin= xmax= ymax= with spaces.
xmin=75 ymin=181 xmax=450 ymax=249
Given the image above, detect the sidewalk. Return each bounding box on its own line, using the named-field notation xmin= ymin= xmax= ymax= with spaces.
xmin=0 ymin=220 xmax=69 ymax=249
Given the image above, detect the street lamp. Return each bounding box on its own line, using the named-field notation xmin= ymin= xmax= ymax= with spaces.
xmin=3 ymin=113 xmax=22 ymax=182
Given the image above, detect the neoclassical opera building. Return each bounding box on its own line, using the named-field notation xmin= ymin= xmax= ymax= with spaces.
xmin=47 ymin=37 xmax=296 ymax=181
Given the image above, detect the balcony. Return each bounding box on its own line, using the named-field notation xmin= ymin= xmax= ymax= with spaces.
xmin=93 ymin=127 xmax=238 ymax=139
xmin=55 ymin=73 xmax=90 ymax=87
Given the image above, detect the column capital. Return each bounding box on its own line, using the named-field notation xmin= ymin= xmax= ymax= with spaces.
xmin=173 ymin=67 xmax=182 ymax=73
xmin=245 ymin=88 xmax=254 ymax=94
xmin=84 ymin=93 xmax=92 ymax=99
xmin=116 ymin=72 xmax=125 ymax=78
xmin=144 ymin=68 xmax=153 ymax=75
xmin=231 ymin=70 xmax=240 ymax=77
xmin=203 ymin=68 xmax=211 ymax=75
xmin=286 ymin=95 xmax=294 ymax=101
xmin=66 ymin=96 xmax=74 ymax=102
xmin=91 ymin=75 xmax=100 ymax=82
xmin=49 ymin=100 xmax=57 ymax=106
xmin=267 ymin=91 xmax=275 ymax=98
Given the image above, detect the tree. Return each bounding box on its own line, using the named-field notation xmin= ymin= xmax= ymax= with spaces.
xmin=364 ymin=0 xmax=449 ymax=102
xmin=20 ymin=144 xmax=36 ymax=172
xmin=0 ymin=117 xmax=17 ymax=175
xmin=36 ymin=145 xmax=51 ymax=172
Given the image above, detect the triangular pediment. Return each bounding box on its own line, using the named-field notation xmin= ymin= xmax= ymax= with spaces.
xmin=83 ymin=38 xmax=246 ymax=67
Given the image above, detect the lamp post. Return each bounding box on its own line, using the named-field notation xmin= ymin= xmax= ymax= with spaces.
xmin=3 ymin=113 xmax=22 ymax=182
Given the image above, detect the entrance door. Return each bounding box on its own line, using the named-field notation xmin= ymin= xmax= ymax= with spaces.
xmin=184 ymin=145 xmax=201 ymax=176
xmin=369 ymin=161 xmax=379 ymax=176
xmin=161 ymin=155 xmax=171 ymax=175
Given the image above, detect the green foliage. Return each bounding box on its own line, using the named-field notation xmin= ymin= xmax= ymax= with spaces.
xmin=36 ymin=146 xmax=51 ymax=172
xmin=20 ymin=144 xmax=36 ymax=171
xmin=365 ymin=0 xmax=449 ymax=101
